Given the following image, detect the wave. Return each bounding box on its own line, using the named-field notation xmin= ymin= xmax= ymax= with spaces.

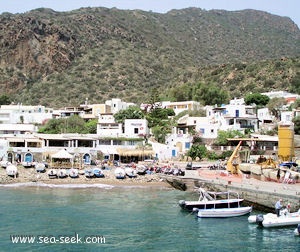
xmin=0 ymin=182 xmax=115 ymax=189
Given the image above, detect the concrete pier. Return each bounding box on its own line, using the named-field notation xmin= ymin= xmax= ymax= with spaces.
xmin=161 ymin=169 xmax=300 ymax=212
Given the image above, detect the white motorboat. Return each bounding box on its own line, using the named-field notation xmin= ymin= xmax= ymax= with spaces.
xmin=22 ymin=161 xmax=34 ymax=168
xmin=69 ymin=168 xmax=79 ymax=178
xmin=179 ymin=188 xmax=245 ymax=211
xmin=1 ymin=160 xmax=11 ymax=168
xmin=6 ymin=164 xmax=18 ymax=177
xmin=35 ymin=162 xmax=46 ymax=173
xmin=93 ymin=167 xmax=105 ymax=178
xmin=248 ymin=209 xmax=300 ymax=228
xmin=197 ymin=206 xmax=252 ymax=218
xmin=114 ymin=167 xmax=126 ymax=179
xmin=125 ymin=167 xmax=137 ymax=178
xmin=58 ymin=169 xmax=67 ymax=178
xmin=85 ymin=168 xmax=94 ymax=178
xmin=47 ymin=169 xmax=58 ymax=179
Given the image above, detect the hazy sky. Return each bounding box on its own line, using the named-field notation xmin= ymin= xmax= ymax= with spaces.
xmin=1 ymin=0 xmax=299 ymax=28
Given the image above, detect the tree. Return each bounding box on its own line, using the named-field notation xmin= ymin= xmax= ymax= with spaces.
xmin=193 ymin=82 xmax=229 ymax=106
xmin=215 ymin=130 xmax=245 ymax=146
xmin=244 ymin=93 xmax=270 ymax=107
xmin=187 ymin=144 xmax=207 ymax=160
xmin=38 ymin=115 xmax=95 ymax=134
xmin=0 ymin=94 xmax=11 ymax=105
xmin=291 ymin=98 xmax=300 ymax=110
xmin=267 ymin=97 xmax=287 ymax=120
xmin=292 ymin=116 xmax=300 ymax=134
xmin=114 ymin=106 xmax=144 ymax=123
xmin=146 ymin=107 xmax=174 ymax=143
xmin=146 ymin=107 xmax=174 ymax=128
xmin=84 ymin=119 xmax=98 ymax=134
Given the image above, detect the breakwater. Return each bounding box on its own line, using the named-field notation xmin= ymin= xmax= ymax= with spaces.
xmin=162 ymin=175 xmax=300 ymax=212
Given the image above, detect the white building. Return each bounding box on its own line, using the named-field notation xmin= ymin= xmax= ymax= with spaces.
xmin=124 ymin=119 xmax=149 ymax=138
xmin=261 ymin=91 xmax=299 ymax=105
xmin=0 ymin=124 xmax=37 ymax=135
xmin=105 ymin=98 xmax=135 ymax=114
xmin=207 ymin=98 xmax=258 ymax=133
xmin=161 ymin=101 xmax=202 ymax=115
xmin=0 ymin=104 xmax=53 ymax=124
xmin=97 ymin=113 xmax=122 ymax=137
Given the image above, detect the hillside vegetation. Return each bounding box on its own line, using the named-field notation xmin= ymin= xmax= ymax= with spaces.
xmin=0 ymin=7 xmax=299 ymax=108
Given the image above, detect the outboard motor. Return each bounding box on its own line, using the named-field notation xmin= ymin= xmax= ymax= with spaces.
xmin=298 ymin=224 xmax=300 ymax=234
xmin=178 ymin=200 xmax=186 ymax=208
xmin=256 ymin=214 xmax=264 ymax=226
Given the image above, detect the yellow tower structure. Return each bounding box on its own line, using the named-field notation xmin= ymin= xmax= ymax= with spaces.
xmin=278 ymin=122 xmax=295 ymax=162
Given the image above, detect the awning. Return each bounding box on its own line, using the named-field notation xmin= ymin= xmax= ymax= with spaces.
xmin=117 ymin=148 xmax=154 ymax=157
xmin=51 ymin=149 xmax=73 ymax=159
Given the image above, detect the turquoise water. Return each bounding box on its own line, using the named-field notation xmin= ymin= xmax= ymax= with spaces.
xmin=0 ymin=183 xmax=299 ymax=252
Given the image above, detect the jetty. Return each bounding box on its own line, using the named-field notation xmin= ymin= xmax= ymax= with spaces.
xmin=162 ymin=169 xmax=300 ymax=212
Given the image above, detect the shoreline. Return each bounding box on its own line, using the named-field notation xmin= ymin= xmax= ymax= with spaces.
xmin=0 ymin=165 xmax=171 ymax=188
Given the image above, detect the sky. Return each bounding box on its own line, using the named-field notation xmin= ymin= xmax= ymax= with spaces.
xmin=0 ymin=0 xmax=299 ymax=28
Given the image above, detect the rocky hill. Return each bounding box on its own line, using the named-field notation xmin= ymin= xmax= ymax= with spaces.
xmin=0 ymin=7 xmax=299 ymax=108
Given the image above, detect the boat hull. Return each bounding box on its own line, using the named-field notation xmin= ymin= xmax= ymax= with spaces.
xmin=179 ymin=199 xmax=243 ymax=211
xmin=47 ymin=169 xmax=58 ymax=179
xmin=249 ymin=211 xmax=300 ymax=228
xmin=69 ymin=168 xmax=79 ymax=178
xmin=114 ymin=168 xmax=126 ymax=179
xmin=93 ymin=168 xmax=105 ymax=178
xmin=263 ymin=216 xmax=300 ymax=228
xmin=197 ymin=206 xmax=252 ymax=218
xmin=35 ymin=163 xmax=46 ymax=173
xmin=6 ymin=165 xmax=18 ymax=177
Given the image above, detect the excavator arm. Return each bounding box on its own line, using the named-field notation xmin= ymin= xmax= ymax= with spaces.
xmin=226 ymin=140 xmax=242 ymax=174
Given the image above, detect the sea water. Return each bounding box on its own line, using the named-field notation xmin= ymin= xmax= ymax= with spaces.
xmin=0 ymin=183 xmax=299 ymax=252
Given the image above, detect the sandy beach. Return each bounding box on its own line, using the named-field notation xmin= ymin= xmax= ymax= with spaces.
xmin=0 ymin=164 xmax=171 ymax=188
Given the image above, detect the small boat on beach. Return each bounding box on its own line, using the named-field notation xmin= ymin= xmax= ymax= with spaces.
xmin=248 ymin=208 xmax=300 ymax=228
xmin=125 ymin=167 xmax=137 ymax=178
xmin=85 ymin=168 xmax=94 ymax=178
xmin=6 ymin=164 xmax=18 ymax=177
xmin=47 ymin=169 xmax=58 ymax=179
xmin=136 ymin=165 xmax=148 ymax=175
xmin=179 ymin=188 xmax=245 ymax=211
xmin=1 ymin=160 xmax=11 ymax=168
xmin=35 ymin=162 xmax=46 ymax=173
xmin=58 ymin=169 xmax=67 ymax=178
xmin=22 ymin=152 xmax=34 ymax=168
xmin=22 ymin=161 xmax=34 ymax=168
xmin=69 ymin=168 xmax=79 ymax=178
xmin=114 ymin=167 xmax=126 ymax=179
xmin=92 ymin=167 xmax=105 ymax=178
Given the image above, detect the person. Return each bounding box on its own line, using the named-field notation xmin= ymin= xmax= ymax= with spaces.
xmin=275 ymin=199 xmax=283 ymax=217
xmin=287 ymin=203 xmax=291 ymax=213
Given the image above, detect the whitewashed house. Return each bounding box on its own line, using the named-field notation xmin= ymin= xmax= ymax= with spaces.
xmin=208 ymin=98 xmax=258 ymax=133
xmin=0 ymin=123 xmax=37 ymax=135
xmin=0 ymin=104 xmax=53 ymax=124
xmin=124 ymin=119 xmax=149 ymax=138
xmin=97 ymin=113 xmax=122 ymax=137
xmin=105 ymin=98 xmax=135 ymax=114
xmin=161 ymin=100 xmax=201 ymax=115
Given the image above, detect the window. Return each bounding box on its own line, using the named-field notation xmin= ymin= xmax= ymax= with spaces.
xmin=134 ymin=128 xmax=138 ymax=134
xmin=185 ymin=142 xmax=190 ymax=149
